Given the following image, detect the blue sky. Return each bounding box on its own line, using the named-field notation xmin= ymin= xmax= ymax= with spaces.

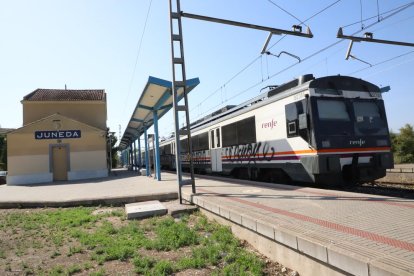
xmin=1 ymin=0 xmax=413 ymax=142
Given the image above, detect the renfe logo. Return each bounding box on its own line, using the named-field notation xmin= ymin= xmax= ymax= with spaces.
xmin=262 ymin=119 xmax=277 ymax=129
xmin=35 ymin=130 xmax=81 ymax=140
xmin=261 ymin=119 xmax=277 ymax=129
xmin=349 ymin=139 xmax=366 ymax=146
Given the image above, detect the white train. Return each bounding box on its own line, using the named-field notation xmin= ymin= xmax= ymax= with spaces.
xmin=159 ymin=74 xmax=394 ymax=185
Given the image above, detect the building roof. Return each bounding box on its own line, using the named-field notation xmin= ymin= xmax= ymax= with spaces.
xmin=0 ymin=128 xmax=15 ymax=135
xmin=23 ymin=89 xmax=105 ymax=102
xmin=7 ymin=113 xmax=106 ymax=135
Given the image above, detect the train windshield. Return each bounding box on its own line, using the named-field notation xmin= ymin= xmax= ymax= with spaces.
xmin=314 ymin=98 xmax=388 ymax=136
xmin=317 ymin=100 xmax=350 ymax=121
xmin=314 ymin=98 xmax=352 ymax=136
xmin=353 ymin=100 xmax=388 ymax=135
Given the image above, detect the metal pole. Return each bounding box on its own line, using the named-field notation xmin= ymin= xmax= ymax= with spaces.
xmin=153 ymin=111 xmax=161 ymax=181
xmin=144 ymin=127 xmax=150 ymax=176
xmin=132 ymin=140 xmax=135 ymax=171
xmin=169 ymin=0 xmax=184 ymax=203
xmin=151 ymin=135 xmax=156 ymax=179
xmin=181 ymin=12 xmax=313 ymax=38
xmin=337 ymin=27 xmax=414 ymax=47
xmin=138 ymin=136 xmax=142 ymax=170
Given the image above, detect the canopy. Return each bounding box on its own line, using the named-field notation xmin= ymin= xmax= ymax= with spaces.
xmin=119 ymin=76 xmax=200 ymax=150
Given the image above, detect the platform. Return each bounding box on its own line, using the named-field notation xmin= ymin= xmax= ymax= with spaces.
xmin=181 ymin=175 xmax=414 ymax=276
xmin=1 ymin=169 xmax=413 ymax=275
xmin=0 ymin=169 xmax=178 ymax=208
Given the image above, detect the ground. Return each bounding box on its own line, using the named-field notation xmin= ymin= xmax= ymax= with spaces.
xmin=0 ymin=205 xmax=296 ymax=275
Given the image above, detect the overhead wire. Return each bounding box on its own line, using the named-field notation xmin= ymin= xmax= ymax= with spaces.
xmin=121 ymin=0 xmax=153 ymax=119
xmin=341 ymin=2 xmax=414 ymax=28
xmin=191 ymin=1 xmax=414 ymax=124
xmin=265 ymin=0 xmax=305 ymax=26
xmin=164 ymin=1 xmax=414 ymax=136
xmin=377 ymin=0 xmax=381 ymax=22
xmin=266 ymin=0 xmax=342 ymax=52
xmin=188 ymin=0 xmax=341 ymax=118
xmin=360 ymin=0 xmax=364 ymax=29
xmin=261 ymin=2 xmax=414 ymax=85
xmin=348 ymin=50 xmax=414 ymax=75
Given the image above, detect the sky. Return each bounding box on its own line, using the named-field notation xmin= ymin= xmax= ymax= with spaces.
xmin=1 ymin=0 xmax=414 ymax=144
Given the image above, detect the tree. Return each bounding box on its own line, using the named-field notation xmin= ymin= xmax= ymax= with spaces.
xmin=0 ymin=135 xmax=6 ymax=170
xmin=392 ymin=124 xmax=414 ymax=163
xmin=108 ymin=132 xmax=119 ymax=169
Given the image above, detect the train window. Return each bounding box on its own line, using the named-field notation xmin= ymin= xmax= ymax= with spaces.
xmin=180 ymin=138 xmax=188 ymax=153
xmin=222 ymin=117 xmax=256 ymax=147
xmin=216 ymin=128 xmax=220 ymax=147
xmin=317 ymin=99 xmax=350 ymax=121
xmin=288 ymin=122 xmax=296 ymax=135
xmin=210 ymin=130 xmax=215 ymax=149
xmin=164 ymin=144 xmax=171 ymax=154
xmin=191 ymin=135 xmax=199 ymax=151
xmin=353 ymin=101 xmax=380 ymax=120
xmin=286 ymin=102 xmax=298 ymax=122
xmin=238 ymin=117 xmax=256 ymax=145
xmin=222 ymin=122 xmax=237 ymax=147
xmin=353 ymin=101 xmax=387 ymax=135
xmin=198 ymin=132 xmax=209 ymax=151
xmin=285 ymin=100 xmax=310 ymax=139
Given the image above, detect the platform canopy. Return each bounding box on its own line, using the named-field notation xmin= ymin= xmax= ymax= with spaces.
xmin=119 ymin=76 xmax=200 ymax=150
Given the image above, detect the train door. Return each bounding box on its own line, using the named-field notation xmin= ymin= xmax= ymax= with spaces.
xmin=210 ymin=128 xmax=222 ymax=172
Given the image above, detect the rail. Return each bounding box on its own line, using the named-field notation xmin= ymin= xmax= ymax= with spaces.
xmin=386 ymin=168 xmax=414 ymax=173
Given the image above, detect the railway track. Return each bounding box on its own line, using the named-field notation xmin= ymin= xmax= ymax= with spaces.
xmin=315 ymin=180 xmax=414 ymax=199
xmin=195 ymin=172 xmax=414 ymax=199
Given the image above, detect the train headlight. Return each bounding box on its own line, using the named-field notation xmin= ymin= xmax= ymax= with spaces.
xmin=322 ymin=140 xmax=330 ymax=148
xmin=377 ymin=139 xmax=388 ymax=146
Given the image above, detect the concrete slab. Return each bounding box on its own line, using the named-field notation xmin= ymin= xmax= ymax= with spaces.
xmin=162 ymin=200 xmax=198 ymax=217
xmin=125 ymin=200 xmax=167 ymax=220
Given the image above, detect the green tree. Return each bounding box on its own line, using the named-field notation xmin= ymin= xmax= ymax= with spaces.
xmin=392 ymin=124 xmax=414 ymax=164
xmin=0 ymin=135 xmax=6 ymax=170
xmin=108 ymin=132 xmax=119 ymax=169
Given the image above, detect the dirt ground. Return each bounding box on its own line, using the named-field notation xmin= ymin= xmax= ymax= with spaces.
xmin=0 ymin=206 xmax=297 ymax=276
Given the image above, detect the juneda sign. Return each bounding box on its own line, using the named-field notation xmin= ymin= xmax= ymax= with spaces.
xmin=35 ymin=130 xmax=81 ymax=140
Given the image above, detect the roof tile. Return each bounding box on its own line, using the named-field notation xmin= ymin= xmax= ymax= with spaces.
xmin=23 ymin=89 xmax=105 ymax=101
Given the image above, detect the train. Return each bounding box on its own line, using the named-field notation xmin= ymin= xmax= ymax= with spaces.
xmin=156 ymin=74 xmax=393 ymax=185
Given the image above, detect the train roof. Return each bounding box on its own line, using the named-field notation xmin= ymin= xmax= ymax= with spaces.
xmin=185 ymin=74 xmax=316 ymax=132
xmin=308 ymin=75 xmax=380 ymax=92
xmin=163 ymin=74 xmax=381 ymax=143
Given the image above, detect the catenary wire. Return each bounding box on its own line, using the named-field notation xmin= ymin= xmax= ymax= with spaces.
xmin=265 ymin=0 xmax=342 ymax=53
xmin=191 ymin=1 xmax=414 ymax=123
xmin=341 ymin=1 xmax=414 ymax=28
xmin=164 ymin=2 xmax=413 ymax=136
xmin=188 ymin=0 xmax=341 ymax=117
xmin=266 ymin=0 xmax=305 ymax=26
xmin=121 ymin=0 xmax=153 ymax=119
xmin=348 ymin=50 xmax=414 ymax=75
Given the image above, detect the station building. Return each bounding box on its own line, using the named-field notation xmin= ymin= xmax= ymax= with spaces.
xmin=7 ymin=89 xmax=109 ymax=185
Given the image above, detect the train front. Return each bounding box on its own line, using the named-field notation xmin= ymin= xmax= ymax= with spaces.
xmin=304 ymin=75 xmax=394 ymax=185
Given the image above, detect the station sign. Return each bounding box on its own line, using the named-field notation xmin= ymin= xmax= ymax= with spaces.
xmin=35 ymin=130 xmax=81 ymax=140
